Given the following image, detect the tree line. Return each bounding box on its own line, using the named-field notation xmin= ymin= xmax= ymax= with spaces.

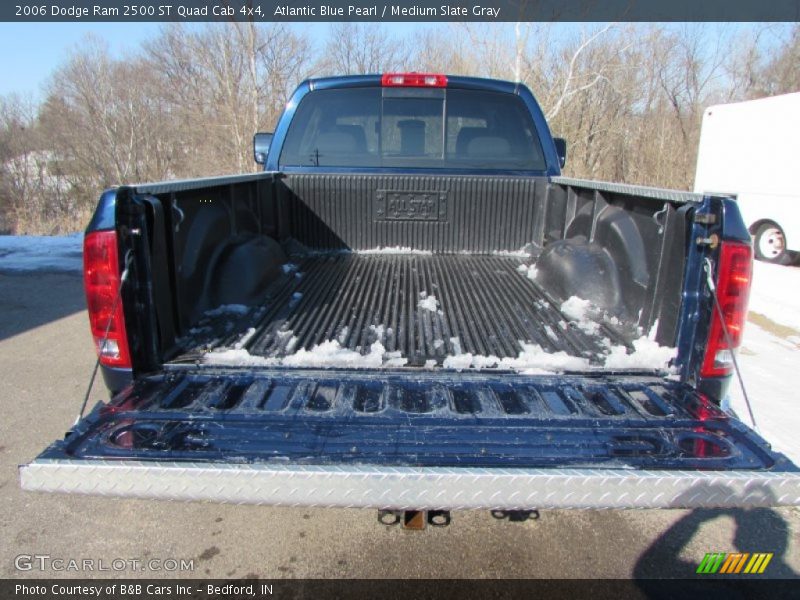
xmin=0 ymin=22 xmax=797 ymax=234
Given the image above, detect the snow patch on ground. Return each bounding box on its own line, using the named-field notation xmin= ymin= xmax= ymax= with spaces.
xmin=748 ymin=261 xmax=800 ymax=331
xmin=720 ymin=261 xmax=800 ymax=464
xmin=729 ymin=319 xmax=800 ymax=465
xmin=0 ymin=233 xmax=83 ymax=273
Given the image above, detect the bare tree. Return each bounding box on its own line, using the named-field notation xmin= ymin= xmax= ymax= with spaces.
xmin=40 ymin=36 xmax=178 ymax=188
xmin=3 ymin=22 xmax=794 ymax=233
xmin=544 ymin=24 xmax=616 ymax=121
xmin=754 ymin=24 xmax=800 ymax=97
xmin=146 ymin=23 xmax=312 ymax=175
xmin=411 ymin=25 xmax=478 ymax=75
xmin=319 ymin=23 xmax=410 ymax=75
xmin=0 ymin=94 xmax=76 ymax=233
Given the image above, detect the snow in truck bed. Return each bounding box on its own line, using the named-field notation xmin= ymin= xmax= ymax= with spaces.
xmin=191 ymin=252 xmax=677 ymax=375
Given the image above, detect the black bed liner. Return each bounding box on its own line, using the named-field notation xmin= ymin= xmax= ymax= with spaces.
xmin=172 ymin=253 xmax=629 ymax=366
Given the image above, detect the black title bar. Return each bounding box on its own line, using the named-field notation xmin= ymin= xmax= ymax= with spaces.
xmin=4 ymin=578 xmax=799 ymax=600
xmin=3 ymin=1 xmax=800 ymax=22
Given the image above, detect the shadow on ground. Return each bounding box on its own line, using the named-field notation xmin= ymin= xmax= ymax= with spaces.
xmin=0 ymin=272 xmax=86 ymax=341
xmin=634 ymin=501 xmax=796 ymax=597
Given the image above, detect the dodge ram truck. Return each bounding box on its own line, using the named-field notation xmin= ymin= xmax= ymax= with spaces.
xmin=20 ymin=73 xmax=800 ymax=513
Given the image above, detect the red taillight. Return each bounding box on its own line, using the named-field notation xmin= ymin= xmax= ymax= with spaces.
xmin=701 ymin=241 xmax=752 ymax=378
xmin=83 ymin=230 xmax=131 ymax=368
xmin=381 ymin=73 xmax=447 ymax=88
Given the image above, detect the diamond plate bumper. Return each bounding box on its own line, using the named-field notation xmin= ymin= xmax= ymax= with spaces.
xmin=19 ymin=460 xmax=800 ymax=509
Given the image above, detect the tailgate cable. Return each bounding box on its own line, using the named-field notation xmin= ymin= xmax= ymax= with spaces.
xmin=703 ymin=257 xmax=757 ymax=429
xmin=74 ymin=249 xmax=133 ymax=426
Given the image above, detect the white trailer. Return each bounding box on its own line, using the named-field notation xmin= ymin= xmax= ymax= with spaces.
xmin=694 ymin=92 xmax=800 ymax=265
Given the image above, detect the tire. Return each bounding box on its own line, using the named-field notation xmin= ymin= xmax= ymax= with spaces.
xmin=753 ymin=222 xmax=793 ymax=265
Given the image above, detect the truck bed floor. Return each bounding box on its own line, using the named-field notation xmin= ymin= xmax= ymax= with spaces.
xmin=174 ymin=253 xmax=627 ymax=367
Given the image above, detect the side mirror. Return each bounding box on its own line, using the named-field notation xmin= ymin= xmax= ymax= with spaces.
xmin=253 ymin=132 xmax=273 ymax=165
xmin=553 ymin=137 xmax=567 ymax=169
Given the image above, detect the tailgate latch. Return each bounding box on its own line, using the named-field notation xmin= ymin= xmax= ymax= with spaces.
xmin=696 ymin=233 xmax=719 ymax=249
xmin=694 ymin=212 xmax=717 ymax=225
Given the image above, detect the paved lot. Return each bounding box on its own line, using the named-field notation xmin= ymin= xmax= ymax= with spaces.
xmin=1 ymin=271 xmax=798 ymax=580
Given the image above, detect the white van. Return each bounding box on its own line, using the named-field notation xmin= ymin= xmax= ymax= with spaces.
xmin=694 ymin=92 xmax=800 ymax=265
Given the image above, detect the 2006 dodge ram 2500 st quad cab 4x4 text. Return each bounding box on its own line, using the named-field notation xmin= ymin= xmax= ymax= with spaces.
xmin=20 ymin=73 xmax=800 ymax=515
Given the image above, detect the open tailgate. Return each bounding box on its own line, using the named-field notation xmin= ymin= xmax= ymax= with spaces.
xmin=20 ymin=369 xmax=800 ymax=509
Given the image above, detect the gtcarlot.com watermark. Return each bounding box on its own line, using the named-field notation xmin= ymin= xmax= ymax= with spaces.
xmin=14 ymin=554 xmax=194 ymax=573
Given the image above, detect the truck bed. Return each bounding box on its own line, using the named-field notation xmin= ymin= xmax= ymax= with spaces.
xmin=23 ymin=76 xmax=800 ymax=511
xmin=172 ymin=252 xmax=627 ymax=368
xmin=24 ymin=176 xmax=800 ymax=510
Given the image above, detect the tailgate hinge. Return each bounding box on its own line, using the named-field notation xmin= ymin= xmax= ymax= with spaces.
xmin=694 ymin=212 xmax=717 ymax=225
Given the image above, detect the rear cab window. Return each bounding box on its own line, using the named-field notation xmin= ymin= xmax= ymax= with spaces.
xmin=279 ymin=87 xmax=546 ymax=171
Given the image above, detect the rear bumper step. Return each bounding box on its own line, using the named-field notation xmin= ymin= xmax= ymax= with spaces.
xmin=20 ymin=460 xmax=800 ymax=509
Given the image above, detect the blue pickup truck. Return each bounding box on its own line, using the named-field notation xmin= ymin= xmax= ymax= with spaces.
xmin=21 ymin=73 xmax=800 ymax=516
